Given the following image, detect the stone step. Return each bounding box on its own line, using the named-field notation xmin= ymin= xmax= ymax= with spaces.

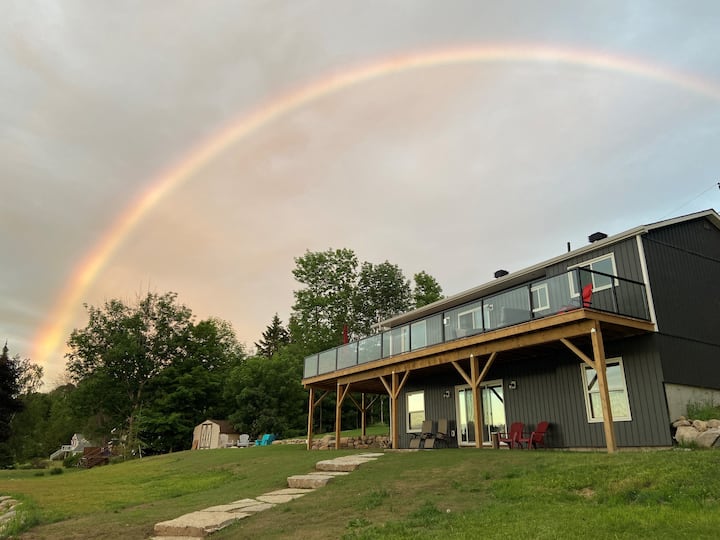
xmin=286 ymin=473 xmax=337 ymax=489
xmin=153 ymin=510 xmax=241 ymax=538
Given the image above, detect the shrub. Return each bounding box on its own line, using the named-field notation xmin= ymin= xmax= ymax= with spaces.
xmin=49 ymin=467 xmax=63 ymax=475
xmin=63 ymin=453 xmax=82 ymax=468
xmin=686 ymin=399 xmax=720 ymax=421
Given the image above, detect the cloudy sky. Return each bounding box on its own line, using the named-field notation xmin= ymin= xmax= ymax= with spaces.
xmin=2 ymin=1 xmax=719 ymax=387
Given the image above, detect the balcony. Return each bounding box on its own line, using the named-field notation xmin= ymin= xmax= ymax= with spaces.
xmin=303 ymin=268 xmax=650 ymax=380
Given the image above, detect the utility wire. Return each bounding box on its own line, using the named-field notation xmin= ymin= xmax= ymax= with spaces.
xmin=659 ymin=181 xmax=720 ymax=220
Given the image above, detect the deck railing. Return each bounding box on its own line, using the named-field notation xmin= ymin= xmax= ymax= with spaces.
xmin=304 ymin=268 xmax=649 ymax=379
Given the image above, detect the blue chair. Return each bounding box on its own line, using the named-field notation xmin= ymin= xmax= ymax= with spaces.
xmin=255 ymin=434 xmax=275 ymax=446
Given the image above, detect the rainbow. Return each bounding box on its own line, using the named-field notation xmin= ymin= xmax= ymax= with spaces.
xmin=32 ymin=43 xmax=720 ymax=371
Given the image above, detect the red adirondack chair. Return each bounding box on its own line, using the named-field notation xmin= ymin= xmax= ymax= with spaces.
xmin=498 ymin=422 xmax=524 ymax=449
xmin=519 ymin=421 xmax=550 ymax=450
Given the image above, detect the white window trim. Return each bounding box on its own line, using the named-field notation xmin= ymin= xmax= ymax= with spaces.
xmin=567 ymin=253 xmax=619 ymax=296
xmin=406 ymin=390 xmax=425 ymax=433
xmin=581 ymin=357 xmax=632 ymax=423
xmin=531 ymin=283 xmax=550 ymax=312
xmin=457 ymin=306 xmax=482 ymax=330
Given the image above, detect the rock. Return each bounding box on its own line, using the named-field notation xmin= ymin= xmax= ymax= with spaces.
xmin=695 ymin=428 xmax=720 ymax=448
xmin=154 ymin=510 xmax=239 ymax=537
xmin=707 ymin=419 xmax=720 ymax=429
xmin=675 ymin=425 xmax=699 ymax=445
xmin=287 ymin=474 xmax=335 ymax=489
xmin=673 ymin=419 xmax=691 ymax=428
xmin=692 ymin=420 xmax=708 ymax=432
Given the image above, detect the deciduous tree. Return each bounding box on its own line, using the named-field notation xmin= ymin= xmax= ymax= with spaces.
xmin=413 ymin=270 xmax=444 ymax=308
xmin=66 ymin=292 xmax=194 ymax=455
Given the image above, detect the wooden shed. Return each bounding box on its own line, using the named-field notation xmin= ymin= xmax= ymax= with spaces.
xmin=192 ymin=419 xmax=240 ymax=449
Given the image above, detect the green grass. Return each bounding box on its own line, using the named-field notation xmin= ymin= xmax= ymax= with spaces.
xmin=1 ymin=446 xmax=719 ymax=539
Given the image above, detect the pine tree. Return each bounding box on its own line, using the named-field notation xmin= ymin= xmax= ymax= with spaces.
xmin=254 ymin=314 xmax=290 ymax=358
xmin=0 ymin=342 xmax=22 ymax=444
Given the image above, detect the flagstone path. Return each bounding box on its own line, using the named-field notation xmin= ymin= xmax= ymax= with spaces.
xmin=151 ymin=452 xmax=383 ymax=539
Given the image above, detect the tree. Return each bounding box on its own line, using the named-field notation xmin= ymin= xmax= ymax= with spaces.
xmin=290 ymin=248 xmax=358 ymax=352
xmin=413 ymin=271 xmax=444 ymax=308
xmin=0 ymin=343 xmax=22 ymax=464
xmin=225 ymin=347 xmax=307 ymax=438
xmin=65 ymin=292 xmax=194 ymax=455
xmin=353 ymin=261 xmax=412 ymax=335
xmin=254 ymin=314 xmax=290 ymax=358
xmin=137 ymin=318 xmax=245 ymax=453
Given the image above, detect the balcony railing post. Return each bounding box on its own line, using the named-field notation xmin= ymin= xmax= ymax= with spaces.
xmin=528 ymin=283 xmax=535 ymax=319
xmin=611 ymin=278 xmax=619 ymax=314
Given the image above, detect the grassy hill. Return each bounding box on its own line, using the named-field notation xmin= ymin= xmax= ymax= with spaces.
xmin=1 ymin=445 xmax=719 ymax=539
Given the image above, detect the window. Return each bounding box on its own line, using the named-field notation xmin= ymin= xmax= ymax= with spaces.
xmin=407 ymin=391 xmax=425 ymax=432
xmin=582 ymin=358 xmax=631 ymax=422
xmin=531 ymin=283 xmax=550 ymax=312
xmin=458 ymin=307 xmax=482 ymax=330
xmin=568 ymin=253 xmax=618 ymax=295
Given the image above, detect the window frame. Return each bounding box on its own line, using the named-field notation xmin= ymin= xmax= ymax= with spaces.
xmin=457 ymin=306 xmax=482 ymax=331
xmin=406 ymin=390 xmax=426 ymax=433
xmin=530 ymin=283 xmax=550 ymax=312
xmin=581 ymin=357 xmax=632 ymax=423
xmin=568 ymin=253 xmax=619 ymax=296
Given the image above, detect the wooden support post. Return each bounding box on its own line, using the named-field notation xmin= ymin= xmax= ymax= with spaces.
xmin=334 ymin=383 xmax=351 ymax=450
xmin=361 ymin=393 xmax=366 ymax=437
xmin=470 ymin=354 xmax=483 ymax=448
xmin=379 ymin=370 xmax=410 ymax=449
xmin=306 ymin=387 xmax=315 ymax=450
xmin=591 ymin=322 xmax=616 ymax=453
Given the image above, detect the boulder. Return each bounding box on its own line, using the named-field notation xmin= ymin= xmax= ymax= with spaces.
xmin=692 ymin=419 xmax=708 ymax=432
xmin=675 ymin=425 xmax=699 ymax=445
xmin=695 ymin=428 xmax=720 ymax=448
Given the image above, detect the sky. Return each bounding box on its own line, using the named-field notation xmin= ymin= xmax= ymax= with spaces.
xmin=2 ymin=1 xmax=720 ymax=388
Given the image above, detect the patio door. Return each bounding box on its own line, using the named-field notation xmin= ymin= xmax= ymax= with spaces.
xmin=455 ymin=380 xmax=506 ymax=446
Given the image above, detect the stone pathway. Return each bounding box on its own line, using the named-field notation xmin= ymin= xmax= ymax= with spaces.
xmin=151 ymin=452 xmax=383 ymax=539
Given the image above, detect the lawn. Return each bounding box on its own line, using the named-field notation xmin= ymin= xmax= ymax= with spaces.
xmin=1 ymin=446 xmax=719 ymax=539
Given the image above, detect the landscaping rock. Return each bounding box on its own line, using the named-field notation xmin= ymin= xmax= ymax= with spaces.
xmin=695 ymin=428 xmax=720 ymax=448
xmin=692 ymin=419 xmax=708 ymax=432
xmin=154 ymin=510 xmax=240 ymax=537
xmin=287 ymin=474 xmax=336 ymax=489
xmin=675 ymin=425 xmax=699 ymax=445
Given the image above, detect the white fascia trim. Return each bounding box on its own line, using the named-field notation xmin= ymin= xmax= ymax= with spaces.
xmin=636 ymin=235 xmax=659 ymax=331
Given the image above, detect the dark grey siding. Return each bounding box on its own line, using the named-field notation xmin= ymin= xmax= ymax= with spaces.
xmin=398 ymin=334 xmax=672 ymax=449
xmin=642 ymin=216 xmax=720 ymax=390
xmin=643 ymin=217 xmax=720 ymax=345
xmin=546 ymin=237 xmax=644 ymax=282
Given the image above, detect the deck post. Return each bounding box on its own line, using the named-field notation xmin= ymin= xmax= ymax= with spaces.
xmin=361 ymin=393 xmax=366 ymax=437
xmin=335 ymin=383 xmax=349 ymax=450
xmin=391 ymin=372 xmax=400 ymax=450
xmin=306 ymin=387 xmax=315 ymax=450
xmin=470 ymin=354 xmax=483 ymax=448
xmin=591 ymin=322 xmax=616 ymax=453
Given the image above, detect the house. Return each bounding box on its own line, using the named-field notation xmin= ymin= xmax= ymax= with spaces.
xmin=302 ymin=209 xmax=720 ymax=452
xmin=192 ymin=419 xmax=240 ymax=449
xmin=49 ymin=433 xmax=91 ymax=461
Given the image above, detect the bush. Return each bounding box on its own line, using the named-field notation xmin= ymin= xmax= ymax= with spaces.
xmin=63 ymin=453 xmax=82 ymax=468
xmin=686 ymin=399 xmax=720 ymax=421
xmin=49 ymin=467 xmax=63 ymax=475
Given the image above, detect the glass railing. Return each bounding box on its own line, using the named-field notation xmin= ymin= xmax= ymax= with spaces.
xmin=303 ymin=268 xmax=650 ymax=379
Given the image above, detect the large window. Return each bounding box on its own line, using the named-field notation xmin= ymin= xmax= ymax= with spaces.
xmin=582 ymin=358 xmax=631 ymax=422
xmin=569 ymin=253 xmax=618 ymax=295
xmin=406 ymin=391 xmax=425 ymax=433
